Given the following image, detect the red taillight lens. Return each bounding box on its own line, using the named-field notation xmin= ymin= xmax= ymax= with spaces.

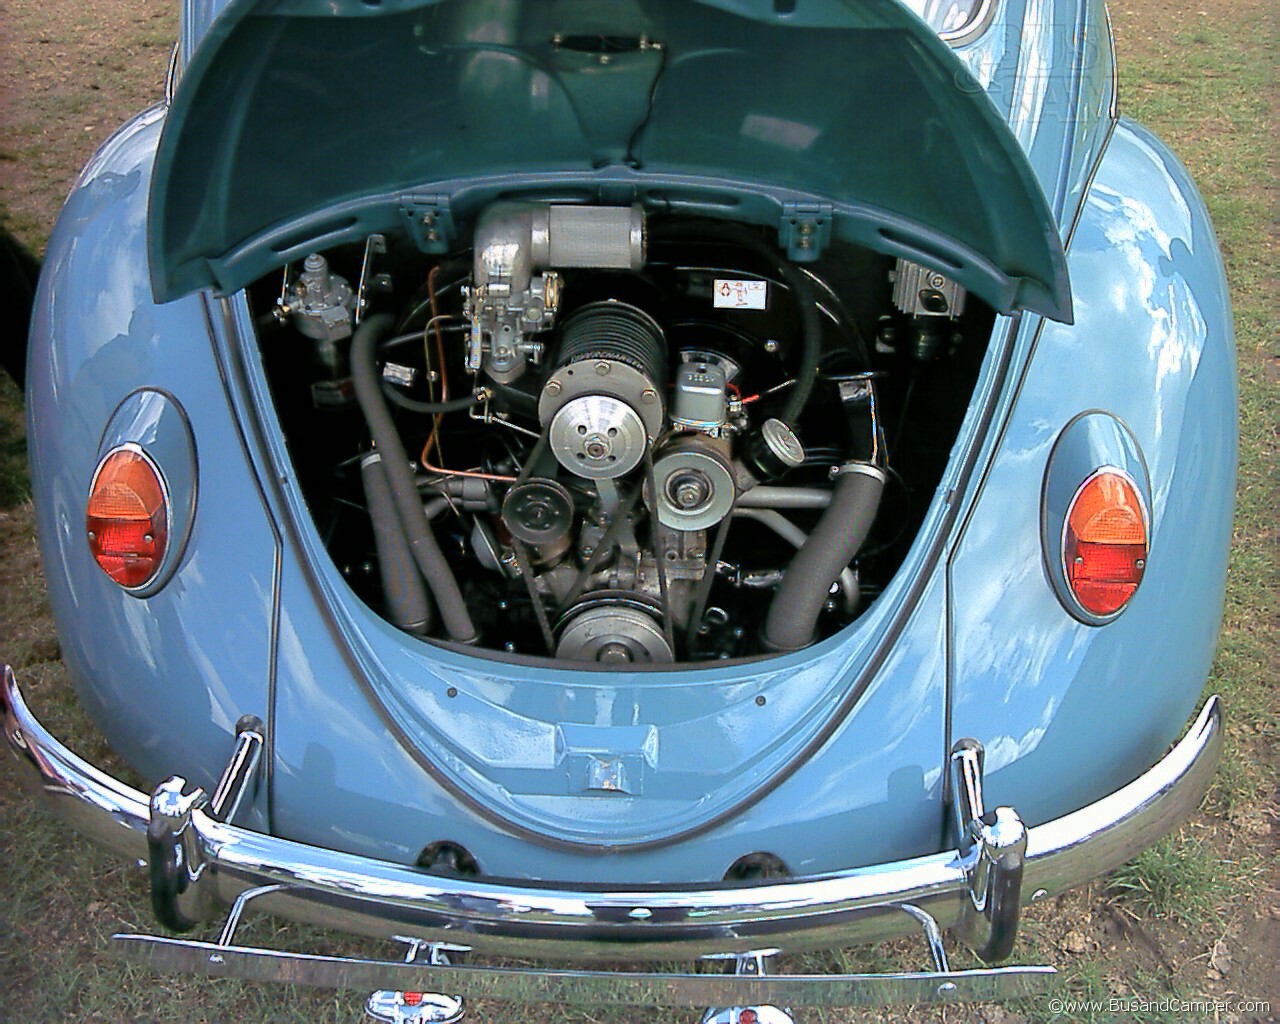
xmin=86 ymin=447 xmax=169 ymax=589
xmin=1063 ymin=470 xmax=1147 ymax=618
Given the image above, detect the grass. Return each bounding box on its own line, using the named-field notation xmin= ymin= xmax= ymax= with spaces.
xmin=0 ymin=375 xmax=29 ymax=507
xmin=1108 ymin=835 xmax=1235 ymax=927
xmin=0 ymin=0 xmax=1276 ymax=1021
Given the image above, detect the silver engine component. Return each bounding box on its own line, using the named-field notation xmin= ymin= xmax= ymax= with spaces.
xmin=891 ymin=258 xmax=966 ymax=318
xmin=556 ymin=595 xmax=674 ymax=664
xmin=287 ymin=253 xmax=354 ymax=342
xmin=544 ymin=205 xmax=645 ymax=268
xmin=740 ymin=417 xmax=806 ymax=485
xmin=539 ymin=301 xmax=666 ymax=479
xmin=548 ymin=395 xmax=649 ymax=479
xmin=466 ymin=202 xmax=646 ymax=382
xmin=652 ymin=437 xmax=737 ymax=532
xmin=671 ymin=360 xmax=728 ymax=435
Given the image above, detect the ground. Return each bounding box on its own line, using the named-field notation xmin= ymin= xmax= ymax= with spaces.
xmin=0 ymin=1 xmax=1275 ymax=1021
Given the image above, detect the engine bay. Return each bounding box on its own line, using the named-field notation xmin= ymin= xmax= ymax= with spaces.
xmin=250 ymin=203 xmax=990 ymax=665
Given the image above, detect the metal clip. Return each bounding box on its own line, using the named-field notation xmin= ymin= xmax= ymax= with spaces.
xmin=778 ymin=202 xmax=833 ymax=262
xmin=399 ymin=194 xmax=455 ymax=254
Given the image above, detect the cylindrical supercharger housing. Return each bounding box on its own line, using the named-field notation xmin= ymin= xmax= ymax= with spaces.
xmin=538 ymin=301 xmax=667 ymax=479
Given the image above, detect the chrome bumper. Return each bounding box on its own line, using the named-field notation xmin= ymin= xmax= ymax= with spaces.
xmin=3 ymin=666 xmax=1221 ymax=1000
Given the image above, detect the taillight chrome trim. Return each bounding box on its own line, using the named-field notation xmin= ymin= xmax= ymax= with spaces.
xmin=1041 ymin=412 xmax=1154 ymax=627
xmin=938 ymin=0 xmax=999 ymax=47
xmin=91 ymin=390 xmax=198 ymax=597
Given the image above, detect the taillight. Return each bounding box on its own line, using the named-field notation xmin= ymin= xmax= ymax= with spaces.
xmin=1062 ymin=468 xmax=1147 ymax=619
xmin=86 ymin=446 xmax=170 ymax=590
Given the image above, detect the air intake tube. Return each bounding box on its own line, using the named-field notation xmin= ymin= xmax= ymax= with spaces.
xmin=351 ymin=313 xmax=478 ymax=644
xmin=762 ymin=462 xmax=885 ymax=653
xmin=360 ymin=452 xmax=432 ymax=636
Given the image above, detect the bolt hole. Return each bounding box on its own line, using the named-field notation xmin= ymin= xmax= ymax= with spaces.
xmin=577 ymin=424 xmax=587 ymax=435
xmin=919 ymin=289 xmax=950 ymax=314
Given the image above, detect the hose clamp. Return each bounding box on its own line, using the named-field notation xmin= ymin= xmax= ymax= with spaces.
xmin=831 ymin=461 xmax=887 ymax=483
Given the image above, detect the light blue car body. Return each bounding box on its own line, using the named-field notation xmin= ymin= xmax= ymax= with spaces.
xmin=26 ymin=0 xmax=1234 ymax=890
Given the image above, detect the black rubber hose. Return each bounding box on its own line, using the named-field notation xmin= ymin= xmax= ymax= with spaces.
xmin=380 ymin=382 xmax=482 ymax=416
xmin=773 ymin=258 xmax=821 ymax=426
xmin=762 ymin=464 xmax=885 ymax=652
xmin=489 ymin=379 xmax=540 ymax=415
xmin=361 ymin=453 xmax=432 ymax=636
xmin=351 ymin=313 xmax=478 ymax=644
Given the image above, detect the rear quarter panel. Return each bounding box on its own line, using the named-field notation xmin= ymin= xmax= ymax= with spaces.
xmin=947 ymin=117 xmax=1235 ymax=823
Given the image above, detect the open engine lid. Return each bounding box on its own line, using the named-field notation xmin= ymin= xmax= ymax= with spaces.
xmin=150 ymin=0 xmax=1072 ymax=322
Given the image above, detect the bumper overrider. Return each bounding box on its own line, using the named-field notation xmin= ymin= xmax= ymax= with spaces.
xmin=2 ymin=666 xmax=1222 ymax=1009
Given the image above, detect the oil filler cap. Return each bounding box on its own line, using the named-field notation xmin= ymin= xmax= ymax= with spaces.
xmin=744 ymin=418 xmax=805 ymax=481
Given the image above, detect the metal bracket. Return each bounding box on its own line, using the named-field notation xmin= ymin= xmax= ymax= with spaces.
xmin=399 ymin=194 xmax=456 ymax=254
xmin=950 ymin=737 xmax=1028 ymax=962
xmin=208 ymin=716 xmax=264 ymax=824
xmin=778 ymin=202 xmax=833 ymax=262
xmin=147 ymin=775 xmax=210 ymax=932
xmin=366 ymin=939 xmax=469 ymax=1024
xmin=356 ymin=233 xmax=391 ymax=325
xmin=112 ymin=931 xmax=1057 ymax=1005
xmin=148 ymin=717 xmax=264 ymax=931
xmin=217 ymin=884 xmax=292 ymax=949
xmin=701 ymin=950 xmax=795 ymax=1024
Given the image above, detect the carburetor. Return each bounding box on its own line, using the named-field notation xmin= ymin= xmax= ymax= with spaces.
xmin=465 ymin=202 xmax=646 ymax=383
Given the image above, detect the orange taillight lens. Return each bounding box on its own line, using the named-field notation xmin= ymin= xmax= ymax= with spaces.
xmin=1063 ymin=470 xmax=1147 ymax=618
xmin=86 ymin=447 xmax=169 ymax=589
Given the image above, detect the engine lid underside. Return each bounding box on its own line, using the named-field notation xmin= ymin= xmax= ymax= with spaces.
xmin=150 ymin=0 xmax=1072 ymax=323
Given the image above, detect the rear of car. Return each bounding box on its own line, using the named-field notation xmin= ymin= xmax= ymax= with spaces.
xmin=3 ymin=0 xmax=1234 ymax=1015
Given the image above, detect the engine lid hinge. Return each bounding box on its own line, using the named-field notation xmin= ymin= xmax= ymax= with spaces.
xmin=778 ymin=202 xmax=833 ymax=262
xmin=398 ymin=194 xmax=457 ymax=254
